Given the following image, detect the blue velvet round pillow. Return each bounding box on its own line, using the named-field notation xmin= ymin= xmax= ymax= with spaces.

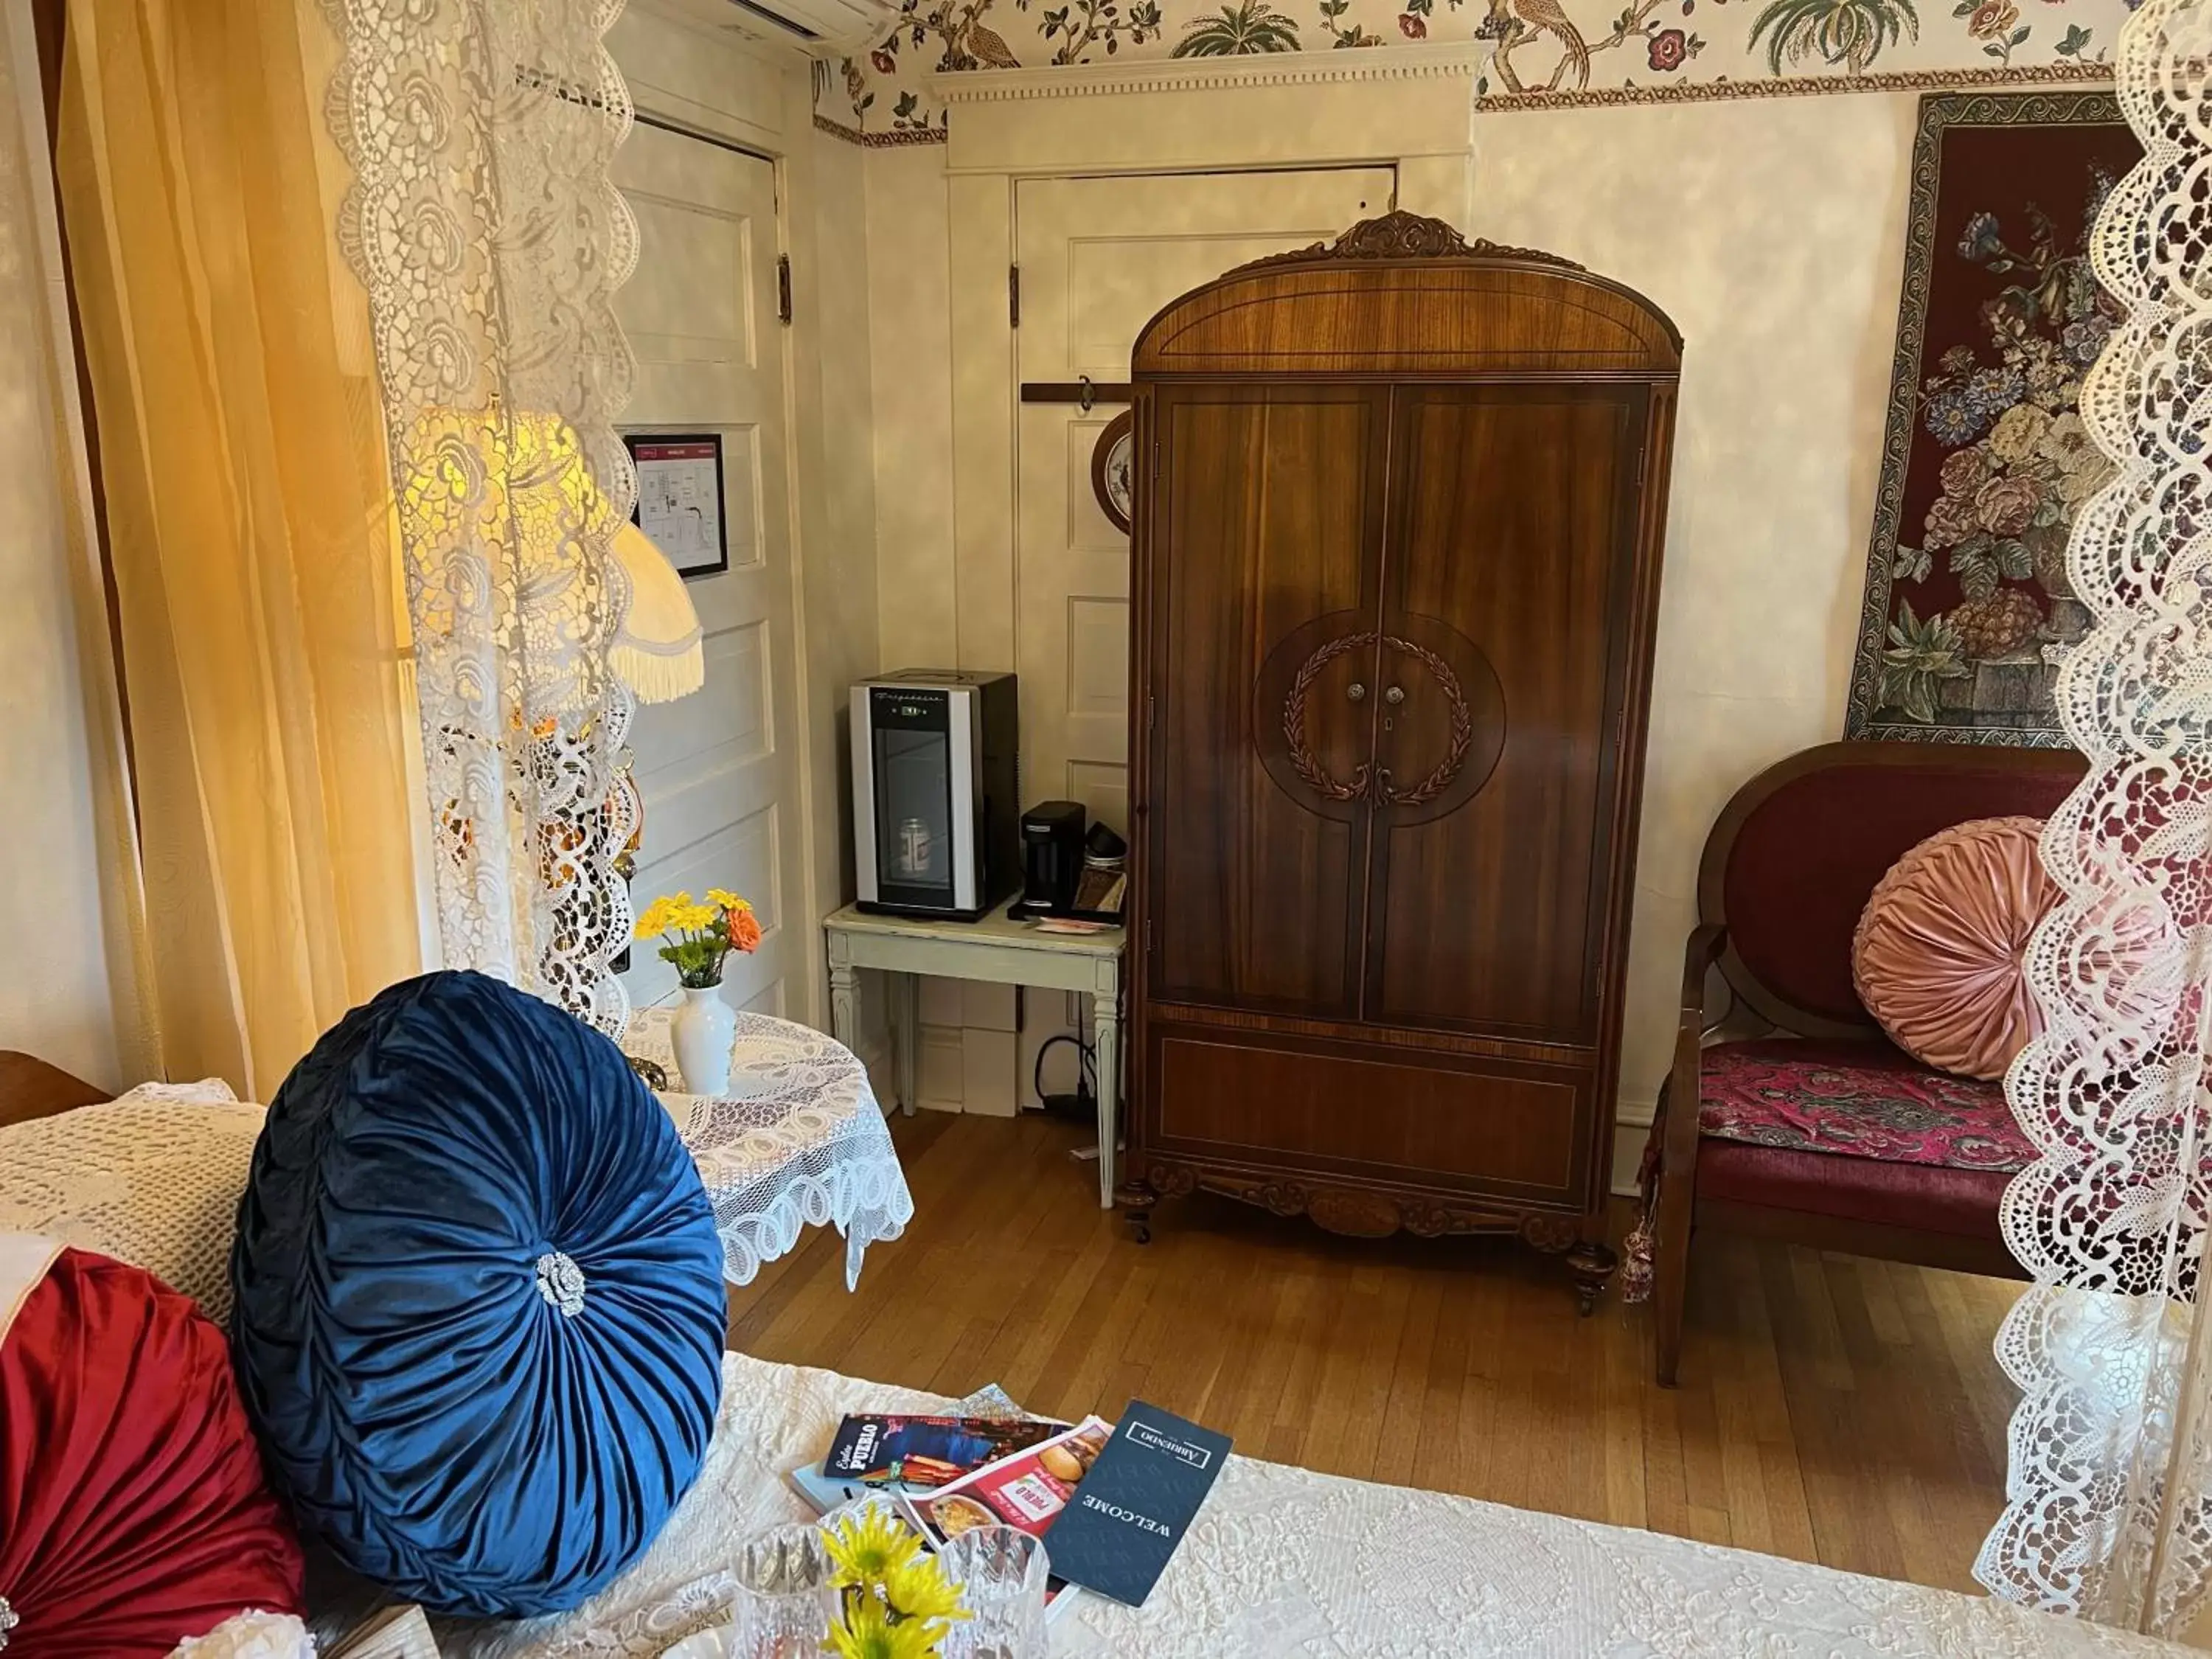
xmin=230 ymin=970 xmax=726 ymax=1618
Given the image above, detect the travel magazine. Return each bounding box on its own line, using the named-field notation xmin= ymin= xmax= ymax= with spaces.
xmin=787 ymin=1386 xmax=1229 ymax=1613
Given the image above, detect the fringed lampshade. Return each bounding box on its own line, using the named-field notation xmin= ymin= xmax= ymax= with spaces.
xmin=398 ymin=409 xmax=704 ymax=705
xmin=611 ymin=521 xmax=704 ymax=704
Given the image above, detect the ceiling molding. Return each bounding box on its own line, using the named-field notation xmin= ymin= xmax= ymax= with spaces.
xmin=1481 ymin=58 xmax=2113 ymax=113
xmin=928 ymin=43 xmax=1486 ymax=105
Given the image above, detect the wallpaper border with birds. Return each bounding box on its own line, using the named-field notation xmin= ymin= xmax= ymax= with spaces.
xmin=811 ymin=0 xmax=2129 ymax=140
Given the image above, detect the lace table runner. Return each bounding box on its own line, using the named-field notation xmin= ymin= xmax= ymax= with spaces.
xmin=625 ymin=1009 xmax=914 ymax=1290
xmin=434 ymin=1351 xmax=2185 ymax=1659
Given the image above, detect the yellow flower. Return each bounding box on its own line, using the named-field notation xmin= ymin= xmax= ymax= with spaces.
xmin=706 ymin=887 xmax=752 ymax=914
xmin=827 ymin=1594 xmax=940 ymax=1659
xmin=880 ymin=1551 xmax=968 ymax=1629
xmin=633 ymin=897 xmax=674 ymax=940
xmin=824 ymin=1503 xmax=922 ymax=1589
xmin=665 ymin=901 xmax=717 ymax=934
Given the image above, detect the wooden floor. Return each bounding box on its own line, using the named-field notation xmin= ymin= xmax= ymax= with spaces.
xmin=727 ymin=1110 xmax=2023 ymax=1597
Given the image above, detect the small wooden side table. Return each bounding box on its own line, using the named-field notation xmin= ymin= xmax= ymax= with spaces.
xmin=822 ymin=904 xmax=1125 ymax=1207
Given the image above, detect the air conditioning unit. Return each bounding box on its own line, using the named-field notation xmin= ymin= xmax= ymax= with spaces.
xmin=722 ymin=0 xmax=901 ymax=55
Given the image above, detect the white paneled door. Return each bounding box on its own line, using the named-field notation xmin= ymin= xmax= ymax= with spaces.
xmin=613 ymin=125 xmax=802 ymax=1020
xmin=1012 ymin=168 xmax=1397 ymax=842
xmin=1007 ymin=167 xmax=1394 ymax=1104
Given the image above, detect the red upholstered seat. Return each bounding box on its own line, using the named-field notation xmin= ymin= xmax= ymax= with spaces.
xmin=1641 ymin=741 xmax=2085 ymax=1386
xmin=1698 ymin=1140 xmax=2012 ymax=1240
xmin=1696 ymin=1038 xmax=2035 ymax=1172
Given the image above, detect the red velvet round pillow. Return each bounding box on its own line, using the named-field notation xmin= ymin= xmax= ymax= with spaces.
xmin=0 ymin=1240 xmax=305 ymax=1658
xmin=1851 ymin=815 xmax=2056 ymax=1082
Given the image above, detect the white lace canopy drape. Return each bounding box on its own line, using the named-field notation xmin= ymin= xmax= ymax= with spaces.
xmin=1978 ymin=0 xmax=2212 ymax=1634
xmin=325 ymin=0 xmax=640 ymax=1032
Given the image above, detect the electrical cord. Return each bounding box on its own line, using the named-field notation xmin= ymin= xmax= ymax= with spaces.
xmin=1032 ymin=1032 xmax=1096 ymax=1117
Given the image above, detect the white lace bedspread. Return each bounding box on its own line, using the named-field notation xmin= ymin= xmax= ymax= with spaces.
xmin=0 ymin=1081 xmax=260 ymax=1321
xmin=625 ymin=1009 xmax=913 ymax=1290
xmin=431 ymin=1352 xmax=2187 ymax=1659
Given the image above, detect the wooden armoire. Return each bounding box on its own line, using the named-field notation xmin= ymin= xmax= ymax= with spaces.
xmin=1116 ymin=212 xmax=1681 ymax=1310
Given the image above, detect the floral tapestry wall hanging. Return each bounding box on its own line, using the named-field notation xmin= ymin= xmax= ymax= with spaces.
xmin=1843 ymin=91 xmax=2140 ymax=747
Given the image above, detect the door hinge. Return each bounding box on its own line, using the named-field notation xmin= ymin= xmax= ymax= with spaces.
xmin=776 ymin=254 xmax=793 ymax=325
xmin=1009 ymin=263 xmax=1020 ymax=329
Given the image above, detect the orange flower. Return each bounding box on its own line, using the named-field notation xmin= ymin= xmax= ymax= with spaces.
xmin=1967 ymin=0 xmax=2017 ymax=37
xmin=726 ymin=904 xmax=763 ymax=954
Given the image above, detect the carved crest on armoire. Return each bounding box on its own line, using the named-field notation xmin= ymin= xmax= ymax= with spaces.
xmin=1116 ymin=211 xmax=1682 ymax=1311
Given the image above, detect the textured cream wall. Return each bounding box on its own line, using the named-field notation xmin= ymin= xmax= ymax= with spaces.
xmin=0 ymin=16 xmax=149 ymax=1091
xmin=867 ymin=145 xmax=961 ymax=677
xmin=1469 ymin=94 xmax=1919 ymax=1154
xmin=793 ymin=116 xmax=889 ymax=1057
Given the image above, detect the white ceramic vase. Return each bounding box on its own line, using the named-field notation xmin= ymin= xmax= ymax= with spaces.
xmin=671 ymin=984 xmax=735 ymax=1096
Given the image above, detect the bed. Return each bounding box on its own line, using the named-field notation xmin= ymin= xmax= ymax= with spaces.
xmin=440 ymin=1350 xmax=2182 ymax=1659
xmin=1 ymin=1053 xmax=2181 ymax=1657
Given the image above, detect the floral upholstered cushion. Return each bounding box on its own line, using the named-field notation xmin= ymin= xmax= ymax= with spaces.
xmin=1697 ymin=1039 xmax=2036 ymax=1172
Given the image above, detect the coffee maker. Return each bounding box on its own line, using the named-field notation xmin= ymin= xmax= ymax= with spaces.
xmin=1009 ymin=801 xmax=1085 ymax=919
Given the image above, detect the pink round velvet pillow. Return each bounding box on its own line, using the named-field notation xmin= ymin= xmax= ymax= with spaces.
xmin=1851 ymin=815 xmax=2056 ymax=1082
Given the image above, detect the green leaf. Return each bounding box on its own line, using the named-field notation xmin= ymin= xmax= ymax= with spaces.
xmin=1994 ymin=539 xmax=2034 ymax=580
xmin=2008 ymin=23 xmax=2028 ymax=44
xmin=1951 ymin=544 xmax=1998 ymax=601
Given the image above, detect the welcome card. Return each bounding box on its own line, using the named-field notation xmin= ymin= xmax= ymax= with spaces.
xmin=1039 ymin=1401 xmax=1230 ymax=1607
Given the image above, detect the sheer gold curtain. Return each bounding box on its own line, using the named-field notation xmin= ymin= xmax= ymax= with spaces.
xmin=54 ymin=0 xmax=421 ymax=1099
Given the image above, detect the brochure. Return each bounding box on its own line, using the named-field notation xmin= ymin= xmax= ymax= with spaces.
xmin=903 ymin=1416 xmax=1113 ymax=1544
xmin=820 ymin=1412 xmax=1067 ymax=1495
xmin=1036 ymin=1401 xmax=1231 ymax=1607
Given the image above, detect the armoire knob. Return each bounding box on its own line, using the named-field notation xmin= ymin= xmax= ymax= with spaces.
xmin=1346 ymin=683 xmax=1366 ymax=701
xmin=1384 ymin=685 xmax=1406 ymax=706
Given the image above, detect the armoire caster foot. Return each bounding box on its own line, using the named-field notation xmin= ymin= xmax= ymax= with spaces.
xmin=1566 ymin=1239 xmax=1617 ymax=1316
xmin=1115 ymin=1180 xmax=1156 ymax=1245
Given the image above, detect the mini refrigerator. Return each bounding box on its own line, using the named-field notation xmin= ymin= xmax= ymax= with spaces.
xmin=850 ymin=669 xmax=1018 ymax=919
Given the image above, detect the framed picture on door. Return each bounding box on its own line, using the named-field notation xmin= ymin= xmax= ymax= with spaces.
xmin=625 ymin=433 xmax=727 ymax=579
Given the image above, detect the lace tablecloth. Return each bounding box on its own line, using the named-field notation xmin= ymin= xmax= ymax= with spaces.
xmin=436 ymin=1351 xmax=2185 ymax=1659
xmin=625 ymin=1009 xmax=913 ymax=1290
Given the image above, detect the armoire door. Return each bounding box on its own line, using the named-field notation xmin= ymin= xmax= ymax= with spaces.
xmin=1145 ymin=383 xmax=1390 ymax=1018
xmin=1364 ymin=383 xmax=1651 ymax=1045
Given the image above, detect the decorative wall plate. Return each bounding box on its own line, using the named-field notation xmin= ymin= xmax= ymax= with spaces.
xmin=1091 ymin=410 xmax=1135 ymax=535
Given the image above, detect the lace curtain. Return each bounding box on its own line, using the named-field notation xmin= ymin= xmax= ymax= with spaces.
xmin=1978 ymin=0 xmax=2212 ymax=1635
xmin=324 ymin=0 xmax=641 ymax=1033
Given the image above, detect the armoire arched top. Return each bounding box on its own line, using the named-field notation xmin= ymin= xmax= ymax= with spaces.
xmin=1131 ymin=209 xmax=1682 ymax=380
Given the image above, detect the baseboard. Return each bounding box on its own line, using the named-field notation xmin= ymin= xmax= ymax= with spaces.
xmin=1612 ymin=1097 xmax=1656 ymax=1200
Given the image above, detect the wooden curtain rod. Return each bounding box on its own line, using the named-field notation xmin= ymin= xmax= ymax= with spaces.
xmin=1020 ymin=380 xmax=1133 ymax=408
